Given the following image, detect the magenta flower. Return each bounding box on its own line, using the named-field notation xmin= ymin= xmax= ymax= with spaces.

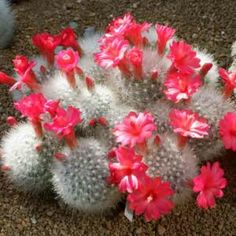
xmin=113 ymin=112 xmax=157 ymax=148
xmin=164 ymin=72 xmax=202 ymax=103
xmin=219 ymin=112 xmax=236 ymax=151
xmin=55 ymin=48 xmax=80 ymax=88
xmin=193 ymin=162 xmax=227 ymax=209
xmin=105 ymin=12 xmax=134 ymax=36
xmin=32 ymin=32 xmax=61 ymax=65
xmin=44 ymin=106 xmax=83 ymax=149
xmin=127 ymin=47 xmax=143 ymax=80
xmin=44 ymin=99 xmax=60 ymax=117
xmin=108 ymin=146 xmax=148 ymax=193
xmin=219 ymin=68 xmax=236 ymax=98
xmin=168 ymin=40 xmax=200 ymax=74
xmin=155 ymin=24 xmax=175 ymax=55
xmin=14 ymin=93 xmax=47 ymax=137
xmin=94 ymin=37 xmax=129 ymax=69
xmin=169 ymin=109 xmax=209 ymax=147
xmin=127 ymin=176 xmax=174 ymax=222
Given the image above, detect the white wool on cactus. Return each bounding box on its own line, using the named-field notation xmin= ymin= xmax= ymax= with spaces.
xmin=0 ymin=0 xmax=15 ymax=48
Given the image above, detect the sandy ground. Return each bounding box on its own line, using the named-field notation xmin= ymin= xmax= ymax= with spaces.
xmin=0 ymin=0 xmax=236 ymax=235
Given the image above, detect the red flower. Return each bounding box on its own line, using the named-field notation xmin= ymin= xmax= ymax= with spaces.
xmin=193 ymin=162 xmax=227 ymax=209
xmin=94 ymin=37 xmax=129 ymax=69
xmin=113 ymin=112 xmax=157 ymax=148
xmin=124 ymin=22 xmax=151 ymax=47
xmin=11 ymin=55 xmax=40 ymax=91
xmin=108 ymin=146 xmax=148 ymax=193
xmin=44 ymin=106 xmax=83 ymax=149
xmin=155 ymin=24 xmax=175 ymax=55
xmin=127 ymin=176 xmax=174 ymax=222
xmin=44 ymin=99 xmax=60 ymax=117
xmin=219 ymin=68 xmax=236 ymax=98
xmin=32 ymin=32 xmax=61 ymax=64
xmin=169 ymin=109 xmax=209 ymax=147
xmin=219 ymin=112 xmax=236 ymax=151
xmin=59 ymin=27 xmax=83 ymax=56
xmin=0 ymin=72 xmax=16 ymax=86
xmin=164 ymin=72 xmax=202 ymax=103
xmin=127 ymin=47 xmax=143 ymax=80
xmin=168 ymin=41 xmax=200 ymax=74
xmin=14 ymin=93 xmax=47 ymax=137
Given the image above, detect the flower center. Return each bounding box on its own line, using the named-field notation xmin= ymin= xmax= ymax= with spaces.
xmin=147 ymin=195 xmax=153 ymax=203
xmin=63 ymin=54 xmax=71 ymax=61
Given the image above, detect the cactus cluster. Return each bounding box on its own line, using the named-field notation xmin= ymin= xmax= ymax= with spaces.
xmin=0 ymin=13 xmax=235 ymax=221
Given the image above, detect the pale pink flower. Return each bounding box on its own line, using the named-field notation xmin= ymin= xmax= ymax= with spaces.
xmin=193 ymin=162 xmax=227 ymax=209
xmin=94 ymin=37 xmax=129 ymax=69
xmin=44 ymin=106 xmax=83 ymax=149
xmin=219 ymin=68 xmax=236 ymax=98
xmin=219 ymin=112 xmax=236 ymax=151
xmin=127 ymin=176 xmax=174 ymax=222
xmin=107 ymin=146 xmax=148 ymax=193
xmin=155 ymin=24 xmax=175 ymax=55
xmin=169 ymin=109 xmax=209 ymax=139
xmin=164 ymin=72 xmax=202 ymax=103
xmin=113 ymin=112 xmax=157 ymax=148
xmin=168 ymin=40 xmax=200 ymax=74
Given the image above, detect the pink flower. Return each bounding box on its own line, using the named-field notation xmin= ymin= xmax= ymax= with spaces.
xmin=127 ymin=176 xmax=174 ymax=222
xmin=219 ymin=112 xmax=236 ymax=151
xmin=155 ymin=24 xmax=175 ymax=55
xmin=59 ymin=27 xmax=83 ymax=56
xmin=127 ymin=47 xmax=143 ymax=80
xmin=55 ymin=48 xmax=79 ymax=72
xmin=32 ymin=32 xmax=61 ymax=64
xmin=11 ymin=55 xmax=40 ymax=91
xmin=44 ymin=106 xmax=83 ymax=149
xmin=124 ymin=22 xmax=151 ymax=47
xmin=44 ymin=99 xmax=60 ymax=117
xmin=105 ymin=13 xmax=134 ymax=36
xmin=193 ymin=162 xmax=227 ymax=209
xmin=0 ymin=72 xmax=16 ymax=86
xmin=169 ymin=109 xmax=209 ymax=147
xmin=55 ymin=49 xmax=80 ymax=88
xmin=108 ymin=146 xmax=148 ymax=193
xmin=113 ymin=112 xmax=157 ymax=148
xmin=14 ymin=93 xmax=47 ymax=137
xmin=94 ymin=37 xmax=129 ymax=69
xmin=219 ymin=68 xmax=236 ymax=98
xmin=164 ymin=72 xmax=202 ymax=103
xmin=168 ymin=41 xmax=200 ymax=74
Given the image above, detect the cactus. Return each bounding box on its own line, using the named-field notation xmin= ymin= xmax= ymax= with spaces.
xmin=52 ymin=138 xmax=121 ymax=212
xmin=1 ymin=123 xmax=60 ymax=192
xmin=0 ymin=13 xmax=234 ymax=221
xmin=144 ymin=134 xmax=198 ymax=203
xmin=0 ymin=0 xmax=14 ymax=48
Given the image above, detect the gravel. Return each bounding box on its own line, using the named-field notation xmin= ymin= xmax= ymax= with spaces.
xmin=0 ymin=0 xmax=236 ymax=235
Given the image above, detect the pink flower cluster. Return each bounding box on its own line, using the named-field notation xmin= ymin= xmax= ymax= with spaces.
xmin=14 ymin=93 xmax=82 ymax=148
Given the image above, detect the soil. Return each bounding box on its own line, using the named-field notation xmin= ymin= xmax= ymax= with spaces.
xmin=0 ymin=0 xmax=236 ymax=235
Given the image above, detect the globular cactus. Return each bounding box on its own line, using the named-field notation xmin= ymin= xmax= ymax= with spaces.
xmin=52 ymin=138 xmax=121 ymax=213
xmin=144 ymin=134 xmax=198 ymax=203
xmin=41 ymin=71 xmax=82 ymax=108
xmin=0 ymin=0 xmax=14 ymax=48
xmin=1 ymin=123 xmax=60 ymax=192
